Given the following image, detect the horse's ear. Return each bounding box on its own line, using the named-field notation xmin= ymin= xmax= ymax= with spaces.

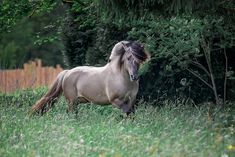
xmin=120 ymin=42 xmax=127 ymax=65
xmin=121 ymin=42 xmax=129 ymax=52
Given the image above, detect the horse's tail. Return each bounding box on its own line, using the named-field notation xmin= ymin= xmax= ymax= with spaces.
xmin=29 ymin=70 xmax=68 ymax=116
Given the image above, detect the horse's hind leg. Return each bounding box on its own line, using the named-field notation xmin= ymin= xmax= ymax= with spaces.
xmin=64 ymin=93 xmax=76 ymax=113
xmin=67 ymin=97 xmax=88 ymax=114
xmin=63 ymin=85 xmax=77 ymax=113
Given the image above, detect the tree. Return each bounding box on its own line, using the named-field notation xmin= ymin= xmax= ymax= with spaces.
xmin=0 ymin=0 xmax=65 ymax=69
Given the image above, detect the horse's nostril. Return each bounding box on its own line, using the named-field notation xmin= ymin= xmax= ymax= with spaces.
xmin=130 ymin=75 xmax=139 ymax=81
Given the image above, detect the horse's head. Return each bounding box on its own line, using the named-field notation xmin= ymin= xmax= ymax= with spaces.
xmin=108 ymin=41 xmax=150 ymax=81
xmin=121 ymin=41 xmax=150 ymax=81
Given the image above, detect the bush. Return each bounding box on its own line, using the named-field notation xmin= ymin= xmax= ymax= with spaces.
xmin=62 ymin=1 xmax=235 ymax=104
xmin=126 ymin=15 xmax=235 ymax=103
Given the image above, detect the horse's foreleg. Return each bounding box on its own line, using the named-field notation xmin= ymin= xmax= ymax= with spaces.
xmin=112 ymin=99 xmax=134 ymax=115
xmin=128 ymin=99 xmax=136 ymax=115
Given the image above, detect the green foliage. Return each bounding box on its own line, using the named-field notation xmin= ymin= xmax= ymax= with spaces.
xmin=1 ymin=0 xmax=235 ymax=103
xmin=0 ymin=20 xmax=34 ymax=69
xmin=85 ymin=22 xmax=128 ymax=65
xmin=125 ymin=15 xmax=235 ymax=102
xmin=0 ymin=0 xmax=57 ymax=33
xmin=0 ymin=1 xmax=65 ymax=69
xmin=61 ymin=0 xmax=235 ymax=103
xmin=96 ymin=0 xmax=217 ymax=16
xmin=62 ymin=1 xmax=129 ymax=67
xmin=0 ymin=89 xmax=235 ymax=156
xmin=128 ymin=15 xmax=203 ymax=69
xmin=62 ymin=0 xmax=96 ymax=67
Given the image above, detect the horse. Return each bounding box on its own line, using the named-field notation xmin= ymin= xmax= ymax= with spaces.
xmin=29 ymin=41 xmax=150 ymax=116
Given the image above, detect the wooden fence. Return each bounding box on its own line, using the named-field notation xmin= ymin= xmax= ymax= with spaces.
xmin=0 ymin=60 xmax=63 ymax=93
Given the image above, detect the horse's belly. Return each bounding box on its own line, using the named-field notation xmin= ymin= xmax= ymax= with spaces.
xmin=88 ymin=95 xmax=110 ymax=104
xmin=80 ymin=92 xmax=110 ymax=104
xmin=77 ymin=83 xmax=110 ymax=105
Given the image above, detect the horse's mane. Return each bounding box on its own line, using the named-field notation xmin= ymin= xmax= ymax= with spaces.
xmin=125 ymin=41 xmax=148 ymax=62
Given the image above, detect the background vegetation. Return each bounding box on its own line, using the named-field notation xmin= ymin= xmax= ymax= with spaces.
xmin=1 ymin=1 xmax=235 ymax=156
xmin=0 ymin=0 xmax=235 ymax=103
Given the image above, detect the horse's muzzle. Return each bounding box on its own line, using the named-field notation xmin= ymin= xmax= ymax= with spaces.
xmin=130 ymin=75 xmax=139 ymax=81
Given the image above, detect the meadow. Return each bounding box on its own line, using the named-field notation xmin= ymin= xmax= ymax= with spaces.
xmin=0 ymin=88 xmax=235 ymax=157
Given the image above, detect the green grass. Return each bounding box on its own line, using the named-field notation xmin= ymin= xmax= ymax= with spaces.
xmin=0 ymin=89 xmax=235 ymax=157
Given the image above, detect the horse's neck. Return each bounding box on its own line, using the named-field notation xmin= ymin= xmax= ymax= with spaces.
xmin=107 ymin=60 xmax=130 ymax=81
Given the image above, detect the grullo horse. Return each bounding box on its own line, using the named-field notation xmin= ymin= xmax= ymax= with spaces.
xmin=30 ymin=41 xmax=150 ymax=115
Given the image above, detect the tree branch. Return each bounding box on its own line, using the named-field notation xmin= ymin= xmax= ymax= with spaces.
xmin=223 ymin=48 xmax=228 ymax=105
xmin=62 ymin=0 xmax=73 ymax=3
xmin=200 ymin=34 xmax=220 ymax=105
xmin=186 ymin=68 xmax=213 ymax=90
xmin=62 ymin=0 xmax=85 ymax=6
xmin=190 ymin=61 xmax=210 ymax=77
xmin=28 ymin=7 xmax=38 ymax=18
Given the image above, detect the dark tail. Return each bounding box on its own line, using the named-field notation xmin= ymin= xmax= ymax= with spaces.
xmin=29 ymin=70 xmax=68 ymax=116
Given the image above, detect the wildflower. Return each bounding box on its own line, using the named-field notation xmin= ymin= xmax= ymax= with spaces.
xmin=227 ymin=144 xmax=235 ymax=151
xmin=180 ymin=78 xmax=187 ymax=86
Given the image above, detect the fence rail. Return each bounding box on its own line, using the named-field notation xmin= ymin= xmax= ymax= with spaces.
xmin=0 ymin=60 xmax=63 ymax=93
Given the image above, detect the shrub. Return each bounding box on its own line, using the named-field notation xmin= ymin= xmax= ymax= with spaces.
xmin=62 ymin=1 xmax=235 ymax=104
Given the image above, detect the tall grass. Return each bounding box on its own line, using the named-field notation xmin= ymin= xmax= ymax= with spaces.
xmin=0 ymin=88 xmax=235 ymax=157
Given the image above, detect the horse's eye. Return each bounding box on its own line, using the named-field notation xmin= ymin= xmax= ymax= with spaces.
xmin=108 ymin=59 xmax=111 ymax=62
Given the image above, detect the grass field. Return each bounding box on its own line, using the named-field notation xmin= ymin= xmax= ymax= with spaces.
xmin=0 ymin=89 xmax=235 ymax=157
